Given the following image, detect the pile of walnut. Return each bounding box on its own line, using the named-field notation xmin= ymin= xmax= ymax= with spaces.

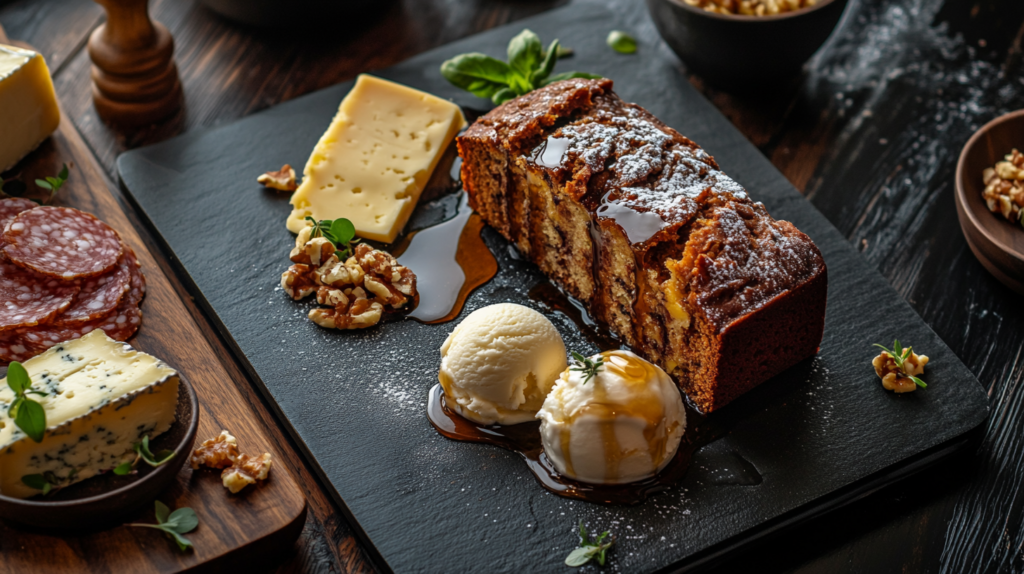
xmin=682 ymin=0 xmax=815 ymax=16
xmin=191 ymin=431 xmax=273 ymax=494
xmin=281 ymin=224 xmax=417 ymax=329
xmin=982 ymin=148 xmax=1024 ymax=226
xmin=872 ymin=348 xmax=929 ymax=394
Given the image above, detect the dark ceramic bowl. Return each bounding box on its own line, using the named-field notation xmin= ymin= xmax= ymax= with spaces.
xmin=199 ymin=0 xmax=395 ymax=27
xmin=955 ymin=110 xmax=1024 ymax=295
xmin=646 ymin=0 xmax=850 ymax=90
xmin=0 ymin=375 xmax=199 ymax=530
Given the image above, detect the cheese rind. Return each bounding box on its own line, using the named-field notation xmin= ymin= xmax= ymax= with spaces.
xmin=287 ymin=74 xmax=466 ymax=243
xmin=0 ymin=330 xmax=179 ymax=499
xmin=0 ymin=44 xmax=60 ymax=173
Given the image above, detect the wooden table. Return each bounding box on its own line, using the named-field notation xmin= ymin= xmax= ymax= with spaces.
xmin=2 ymin=0 xmax=1022 ymax=571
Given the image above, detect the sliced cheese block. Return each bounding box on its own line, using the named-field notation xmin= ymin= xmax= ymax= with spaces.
xmin=287 ymin=74 xmax=466 ymax=243
xmin=0 ymin=44 xmax=60 ymax=173
xmin=0 ymin=330 xmax=178 ymax=499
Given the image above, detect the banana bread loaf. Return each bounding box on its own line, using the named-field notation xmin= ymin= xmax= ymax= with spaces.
xmin=457 ymin=78 xmax=827 ymax=412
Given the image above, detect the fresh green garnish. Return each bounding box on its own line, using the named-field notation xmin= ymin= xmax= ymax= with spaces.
xmin=6 ymin=361 xmax=47 ymax=443
xmin=873 ymin=339 xmax=927 ymax=389
xmin=606 ymin=31 xmax=637 ymax=54
xmin=33 ymin=163 xmax=69 ymax=205
xmin=441 ymin=29 xmax=601 ymax=105
xmin=565 ymin=520 xmax=615 ymax=567
xmin=305 ymin=216 xmax=360 ymax=259
xmin=128 ymin=500 xmax=199 ymax=552
xmin=555 ymin=44 xmax=575 ymax=58
xmin=570 ymin=351 xmax=605 ymax=385
xmin=113 ymin=435 xmax=176 ymax=475
xmin=21 ymin=471 xmax=58 ymax=495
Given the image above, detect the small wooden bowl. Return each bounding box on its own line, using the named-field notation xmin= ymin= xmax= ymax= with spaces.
xmin=0 ymin=374 xmax=199 ymax=530
xmin=645 ymin=0 xmax=850 ymax=90
xmin=955 ymin=110 xmax=1024 ymax=295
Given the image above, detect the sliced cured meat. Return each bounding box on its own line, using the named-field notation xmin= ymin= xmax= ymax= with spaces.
xmin=122 ymin=243 xmax=146 ymax=306
xmin=3 ymin=206 xmax=122 ymax=279
xmin=0 ymin=262 xmax=79 ymax=331
xmin=0 ymin=298 xmax=142 ymax=364
xmin=0 ymin=198 xmax=37 ymax=258
xmin=54 ymin=256 xmax=132 ymax=325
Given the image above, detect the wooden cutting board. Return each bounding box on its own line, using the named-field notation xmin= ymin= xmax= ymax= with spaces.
xmin=0 ymin=90 xmax=307 ymax=572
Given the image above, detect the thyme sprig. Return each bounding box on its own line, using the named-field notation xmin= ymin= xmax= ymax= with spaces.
xmin=570 ymin=351 xmax=604 ymax=385
xmin=873 ymin=339 xmax=927 ymax=389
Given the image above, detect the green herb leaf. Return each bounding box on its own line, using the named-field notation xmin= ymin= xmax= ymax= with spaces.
xmin=441 ymin=53 xmax=516 ymax=91
xmin=21 ymin=474 xmax=49 ymax=491
xmin=135 ymin=435 xmax=176 ymax=467
xmin=330 ymin=218 xmax=356 ymax=246
xmin=6 ymin=361 xmax=29 ymax=395
xmin=555 ymin=45 xmax=574 ymax=58
xmin=531 ymin=39 xmax=560 ymax=85
xmin=113 ymin=461 xmax=133 ymax=475
xmin=129 ymin=501 xmax=197 ymax=553
xmin=607 ymin=30 xmax=638 ymax=54
xmin=507 ymin=29 xmax=544 ymax=81
xmin=565 ymin=547 xmax=598 ymax=567
xmin=34 ymin=179 xmax=52 ymax=191
xmin=58 ymin=164 xmax=69 ymax=181
xmin=15 ymin=399 xmax=46 ymax=443
xmin=155 ymin=500 xmax=171 ymax=524
xmin=492 ymin=87 xmax=517 ymax=105
xmin=909 ymin=375 xmax=928 ymax=389
xmin=165 ymin=507 xmax=199 ymax=534
xmin=570 ymin=351 xmax=605 ymax=385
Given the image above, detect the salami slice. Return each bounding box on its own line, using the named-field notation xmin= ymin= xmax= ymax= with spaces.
xmin=54 ymin=256 xmax=132 ymax=325
xmin=122 ymin=243 xmax=146 ymax=306
xmin=0 ymin=262 xmax=79 ymax=331
xmin=0 ymin=198 xmax=38 ymax=259
xmin=3 ymin=206 xmax=122 ymax=279
xmin=0 ymin=298 xmax=142 ymax=364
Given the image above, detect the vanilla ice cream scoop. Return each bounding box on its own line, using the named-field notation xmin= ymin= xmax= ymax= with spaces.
xmin=439 ymin=303 xmax=567 ymax=425
xmin=537 ymin=350 xmax=686 ymax=485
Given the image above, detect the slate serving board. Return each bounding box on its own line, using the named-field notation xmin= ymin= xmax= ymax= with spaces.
xmin=116 ymin=3 xmax=989 ymax=572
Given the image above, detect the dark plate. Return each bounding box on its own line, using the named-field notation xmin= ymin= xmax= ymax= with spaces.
xmin=0 ymin=373 xmax=199 ymax=530
xmin=115 ymin=4 xmax=989 ymax=573
xmin=955 ymin=109 xmax=1024 ymax=294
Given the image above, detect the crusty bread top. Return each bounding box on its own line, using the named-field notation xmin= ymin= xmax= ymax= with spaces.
xmin=460 ymin=79 xmax=826 ymax=332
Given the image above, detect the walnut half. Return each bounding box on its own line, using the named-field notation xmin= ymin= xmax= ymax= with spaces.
xmin=257 ymin=164 xmax=298 ymax=191
xmin=191 ymin=430 xmax=273 ymax=494
xmin=872 ymin=348 xmax=929 ymax=393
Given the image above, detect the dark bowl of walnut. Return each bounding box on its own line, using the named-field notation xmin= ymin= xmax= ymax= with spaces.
xmin=0 ymin=374 xmax=199 ymax=530
xmin=646 ymin=0 xmax=850 ymax=90
xmin=955 ymin=109 xmax=1024 ymax=295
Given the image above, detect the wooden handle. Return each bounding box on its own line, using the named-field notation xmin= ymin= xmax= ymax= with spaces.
xmin=88 ymin=0 xmax=182 ymax=127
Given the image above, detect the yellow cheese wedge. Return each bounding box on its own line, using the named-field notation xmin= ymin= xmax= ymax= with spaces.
xmin=0 ymin=331 xmax=179 ymax=499
xmin=0 ymin=44 xmax=60 ymax=173
xmin=287 ymin=74 xmax=466 ymax=243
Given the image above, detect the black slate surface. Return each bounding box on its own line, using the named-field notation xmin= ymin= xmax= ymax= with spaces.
xmin=116 ymin=3 xmax=989 ymax=572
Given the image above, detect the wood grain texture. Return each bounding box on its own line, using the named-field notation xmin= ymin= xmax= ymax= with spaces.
xmin=0 ymin=113 xmax=306 ymax=571
xmin=3 ymin=0 xmax=1024 ymax=572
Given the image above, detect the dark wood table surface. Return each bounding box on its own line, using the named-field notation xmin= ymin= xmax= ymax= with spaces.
xmin=2 ymin=0 xmax=1022 ymax=571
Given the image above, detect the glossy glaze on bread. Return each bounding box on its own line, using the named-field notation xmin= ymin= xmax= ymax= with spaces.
xmin=457 ymin=78 xmax=827 ymax=412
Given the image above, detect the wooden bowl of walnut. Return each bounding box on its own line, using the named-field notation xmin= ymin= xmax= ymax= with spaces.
xmin=956 ymin=109 xmax=1024 ymax=295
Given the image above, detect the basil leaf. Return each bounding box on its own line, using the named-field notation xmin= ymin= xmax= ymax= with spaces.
xmin=330 ymin=218 xmax=356 ymax=245
xmin=464 ymin=79 xmax=507 ymax=100
xmin=491 ymin=87 xmax=518 ymax=105
xmin=165 ymin=507 xmax=199 ymax=534
xmin=154 ymin=500 xmax=171 ymax=525
xmin=541 ymin=71 xmax=604 ymax=87
xmin=565 ymin=547 xmax=596 ymax=567
xmin=607 ymin=30 xmax=637 ymax=54
xmin=440 ymin=53 xmax=515 ymax=90
xmin=6 ymin=361 xmax=29 ymax=395
xmin=21 ymin=474 xmax=48 ymax=491
xmin=34 ymin=179 xmax=53 ymax=191
xmin=531 ymin=39 xmax=560 ymax=85
xmin=58 ymin=164 xmax=69 ymax=182
xmin=15 ymin=399 xmax=46 ymax=443
xmin=113 ymin=461 xmax=133 ymax=475
xmin=507 ymin=29 xmax=543 ymax=80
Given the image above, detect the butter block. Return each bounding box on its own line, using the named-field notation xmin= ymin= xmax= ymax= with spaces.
xmin=0 ymin=330 xmax=179 ymax=499
xmin=0 ymin=44 xmax=60 ymax=173
xmin=287 ymin=74 xmax=466 ymax=243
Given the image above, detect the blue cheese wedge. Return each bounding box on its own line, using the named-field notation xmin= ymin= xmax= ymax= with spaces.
xmin=0 ymin=330 xmax=179 ymax=499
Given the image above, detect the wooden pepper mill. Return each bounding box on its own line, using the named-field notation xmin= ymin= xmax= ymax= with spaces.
xmin=88 ymin=0 xmax=182 ymax=127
